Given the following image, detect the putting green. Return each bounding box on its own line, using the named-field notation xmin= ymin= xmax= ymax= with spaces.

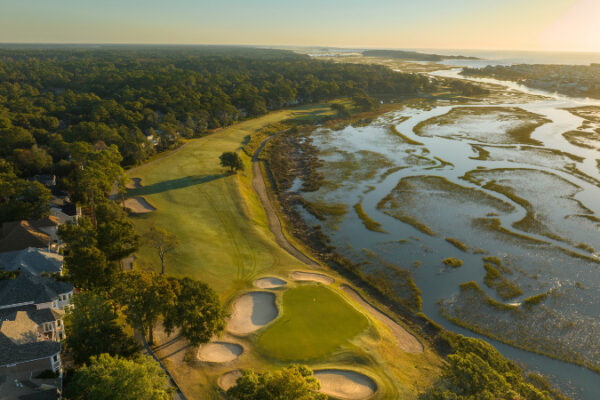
xmin=256 ymin=284 xmax=369 ymax=361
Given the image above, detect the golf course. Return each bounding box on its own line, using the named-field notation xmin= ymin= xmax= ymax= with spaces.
xmin=126 ymin=103 xmax=442 ymax=399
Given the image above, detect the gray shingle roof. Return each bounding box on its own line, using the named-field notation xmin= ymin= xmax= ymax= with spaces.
xmin=0 ymin=274 xmax=73 ymax=308
xmin=0 ymin=248 xmax=63 ymax=276
xmin=0 ymin=306 xmax=64 ymax=325
xmin=0 ymin=333 xmax=61 ymax=366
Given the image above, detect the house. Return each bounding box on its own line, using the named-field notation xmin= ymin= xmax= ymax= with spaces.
xmin=0 ymin=247 xmax=63 ymax=276
xmin=49 ymin=196 xmax=81 ymax=224
xmin=0 ymin=217 xmax=60 ymax=253
xmin=0 ymin=273 xmax=73 ymax=379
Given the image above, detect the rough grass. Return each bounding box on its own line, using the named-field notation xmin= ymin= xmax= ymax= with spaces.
xmin=445 ymin=237 xmax=468 ymax=252
xmin=256 ymin=284 xmax=369 ymax=361
xmin=354 ymin=202 xmax=387 ymax=233
xmin=442 ymin=257 xmax=463 ymax=268
xmin=388 ymin=124 xmax=424 ymax=145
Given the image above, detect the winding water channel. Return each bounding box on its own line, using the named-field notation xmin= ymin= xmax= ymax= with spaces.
xmin=292 ymin=69 xmax=600 ymax=399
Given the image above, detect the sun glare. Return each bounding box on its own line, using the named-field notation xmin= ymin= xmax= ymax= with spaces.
xmin=541 ymin=0 xmax=600 ymax=52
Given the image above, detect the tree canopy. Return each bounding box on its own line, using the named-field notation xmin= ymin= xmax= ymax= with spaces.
xmin=65 ymin=292 xmax=140 ymax=365
xmin=226 ymin=365 xmax=327 ymax=400
xmin=64 ymin=353 xmax=172 ymax=400
xmin=0 ymin=45 xmax=444 ymax=187
xmin=219 ymin=151 xmax=244 ymax=173
xmin=0 ymin=159 xmax=51 ymax=223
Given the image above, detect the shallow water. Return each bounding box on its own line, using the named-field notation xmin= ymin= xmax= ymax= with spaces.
xmin=290 ymin=78 xmax=600 ymax=398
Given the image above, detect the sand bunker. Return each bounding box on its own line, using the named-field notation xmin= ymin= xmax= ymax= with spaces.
xmin=227 ymin=291 xmax=278 ymax=335
xmin=315 ymin=369 xmax=377 ymax=400
xmin=341 ymin=285 xmax=423 ymax=353
xmin=290 ymin=271 xmax=335 ymax=285
xmin=218 ymin=369 xmax=242 ymax=391
xmin=124 ymin=197 xmax=156 ymax=213
xmin=197 ymin=342 xmax=243 ymax=363
xmin=254 ymin=276 xmax=287 ymax=289
xmin=126 ymin=177 xmax=142 ymax=189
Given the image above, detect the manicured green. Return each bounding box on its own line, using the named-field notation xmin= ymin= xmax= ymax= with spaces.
xmin=256 ymin=284 xmax=369 ymax=361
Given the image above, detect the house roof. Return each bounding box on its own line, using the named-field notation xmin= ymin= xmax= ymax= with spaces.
xmin=0 ymin=222 xmax=50 ymax=253
xmin=0 ymin=247 xmax=63 ymax=276
xmin=0 ymin=273 xmax=73 ymax=309
xmin=0 ymin=332 xmax=61 ymax=366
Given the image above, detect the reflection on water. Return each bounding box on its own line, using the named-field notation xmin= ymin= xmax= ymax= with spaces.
xmin=290 ymin=78 xmax=600 ymax=398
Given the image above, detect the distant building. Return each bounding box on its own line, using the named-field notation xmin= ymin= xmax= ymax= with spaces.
xmin=49 ymin=196 xmax=81 ymax=225
xmin=0 ymin=273 xmax=73 ymax=379
xmin=29 ymin=175 xmax=56 ymax=190
xmin=0 ymin=247 xmax=63 ymax=276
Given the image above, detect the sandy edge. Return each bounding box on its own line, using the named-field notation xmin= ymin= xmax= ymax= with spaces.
xmin=226 ymin=291 xmax=278 ymax=335
xmin=218 ymin=369 xmax=242 ymax=391
xmin=315 ymin=369 xmax=377 ymax=400
xmin=197 ymin=341 xmax=243 ymax=363
xmin=290 ymin=270 xmax=335 ymax=285
xmin=254 ymin=276 xmax=287 ymax=289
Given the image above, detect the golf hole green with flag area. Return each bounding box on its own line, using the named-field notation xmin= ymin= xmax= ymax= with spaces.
xmin=256 ymin=284 xmax=370 ymax=361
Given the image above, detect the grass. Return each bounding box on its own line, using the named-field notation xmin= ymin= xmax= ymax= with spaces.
xmin=445 ymin=237 xmax=468 ymax=252
xmin=388 ymin=125 xmax=424 ymax=145
xmin=256 ymin=284 xmax=369 ymax=361
xmin=442 ymin=257 xmax=463 ymax=268
xmin=128 ymin=105 xmax=335 ymax=298
xmin=354 ymin=202 xmax=387 ymax=233
xmin=129 ymin=104 xmax=444 ymax=399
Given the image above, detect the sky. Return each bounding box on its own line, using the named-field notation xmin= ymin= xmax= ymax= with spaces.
xmin=1 ymin=0 xmax=599 ymax=52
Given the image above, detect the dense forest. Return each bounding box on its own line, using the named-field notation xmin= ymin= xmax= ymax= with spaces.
xmin=0 ymin=45 xmax=459 ymax=183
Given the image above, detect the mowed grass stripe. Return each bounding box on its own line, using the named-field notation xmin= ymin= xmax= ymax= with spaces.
xmin=127 ymin=106 xmax=335 ymax=298
xmin=257 ymin=285 xmax=369 ymax=361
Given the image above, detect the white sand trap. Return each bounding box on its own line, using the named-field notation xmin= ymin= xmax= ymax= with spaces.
xmin=218 ymin=369 xmax=242 ymax=391
xmin=227 ymin=291 xmax=278 ymax=335
xmin=124 ymin=197 xmax=156 ymax=213
xmin=254 ymin=276 xmax=287 ymax=289
xmin=341 ymin=285 xmax=423 ymax=353
xmin=197 ymin=342 xmax=243 ymax=363
xmin=290 ymin=271 xmax=334 ymax=285
xmin=315 ymin=369 xmax=377 ymax=400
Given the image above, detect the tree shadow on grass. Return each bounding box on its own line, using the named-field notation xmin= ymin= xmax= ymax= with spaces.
xmin=127 ymin=173 xmax=229 ymax=197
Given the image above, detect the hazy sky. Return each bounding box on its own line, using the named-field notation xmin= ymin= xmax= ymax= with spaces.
xmin=1 ymin=0 xmax=599 ymax=52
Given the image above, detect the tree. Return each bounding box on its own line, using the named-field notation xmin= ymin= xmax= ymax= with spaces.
xmin=65 ymin=292 xmax=140 ymax=365
xmin=64 ymin=354 xmax=172 ymax=400
xmin=0 ymin=159 xmax=51 ymax=223
xmin=113 ymin=271 xmax=176 ymax=344
xmin=68 ymin=143 xmax=126 ymax=222
xmin=144 ymin=226 xmax=179 ymax=275
xmin=351 ymin=91 xmax=378 ymax=112
xmin=95 ymin=201 xmax=139 ymax=261
xmin=59 ymin=219 xmax=119 ymax=290
xmin=330 ymin=103 xmax=351 ymax=118
xmin=219 ymin=151 xmax=244 ymax=173
xmin=163 ymin=277 xmax=227 ymax=346
xmin=227 ymin=365 xmax=327 ymax=400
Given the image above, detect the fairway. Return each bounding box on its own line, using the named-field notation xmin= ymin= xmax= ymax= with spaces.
xmin=127 ymin=105 xmax=334 ymax=297
xmin=256 ymin=284 xmax=369 ymax=361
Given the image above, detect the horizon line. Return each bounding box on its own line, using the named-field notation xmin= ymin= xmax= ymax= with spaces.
xmin=0 ymin=42 xmax=599 ymax=55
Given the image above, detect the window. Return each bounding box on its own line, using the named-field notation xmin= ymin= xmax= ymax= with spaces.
xmin=44 ymin=322 xmax=53 ymax=332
